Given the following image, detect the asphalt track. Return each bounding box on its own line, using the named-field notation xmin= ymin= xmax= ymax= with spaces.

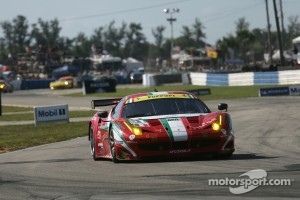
xmin=0 ymin=88 xmax=299 ymax=200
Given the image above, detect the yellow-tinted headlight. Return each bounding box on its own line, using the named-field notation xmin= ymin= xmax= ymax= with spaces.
xmin=132 ymin=127 xmax=142 ymax=135
xmin=64 ymin=81 xmax=69 ymax=85
xmin=212 ymin=122 xmax=221 ymax=131
xmin=0 ymin=84 xmax=5 ymax=89
xmin=124 ymin=121 xmax=143 ymax=135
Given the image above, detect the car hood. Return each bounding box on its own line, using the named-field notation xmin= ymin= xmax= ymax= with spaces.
xmin=127 ymin=112 xmax=220 ymax=130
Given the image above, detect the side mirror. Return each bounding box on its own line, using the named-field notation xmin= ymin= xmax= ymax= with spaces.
xmin=218 ymin=103 xmax=228 ymax=112
xmin=97 ymin=111 xmax=108 ymax=118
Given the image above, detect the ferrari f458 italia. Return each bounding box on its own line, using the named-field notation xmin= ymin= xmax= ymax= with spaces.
xmin=88 ymin=91 xmax=235 ymax=162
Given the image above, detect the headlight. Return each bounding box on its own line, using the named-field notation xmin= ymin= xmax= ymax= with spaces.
xmin=64 ymin=81 xmax=69 ymax=85
xmin=132 ymin=127 xmax=142 ymax=135
xmin=212 ymin=114 xmax=223 ymax=131
xmin=212 ymin=122 xmax=221 ymax=131
xmin=124 ymin=122 xmax=143 ymax=135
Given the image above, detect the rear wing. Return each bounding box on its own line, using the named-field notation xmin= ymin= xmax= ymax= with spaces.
xmin=91 ymin=98 xmax=122 ymax=109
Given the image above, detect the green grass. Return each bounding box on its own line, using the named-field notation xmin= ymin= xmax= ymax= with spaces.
xmin=0 ymin=122 xmax=87 ymax=153
xmin=0 ymin=110 xmax=96 ymax=121
xmin=2 ymin=106 xmax=32 ymax=112
xmin=69 ymin=84 xmax=264 ymax=100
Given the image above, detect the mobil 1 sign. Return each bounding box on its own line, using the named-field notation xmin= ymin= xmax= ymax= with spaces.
xmin=34 ymin=104 xmax=69 ymax=125
xmin=289 ymin=85 xmax=300 ymax=95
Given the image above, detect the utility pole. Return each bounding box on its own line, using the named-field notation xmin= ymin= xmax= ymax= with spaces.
xmin=279 ymin=0 xmax=285 ymax=49
xmin=265 ymin=0 xmax=273 ymax=65
xmin=273 ymin=0 xmax=285 ymax=67
xmin=163 ymin=8 xmax=180 ymax=61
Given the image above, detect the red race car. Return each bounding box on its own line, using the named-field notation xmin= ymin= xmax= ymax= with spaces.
xmin=88 ymin=91 xmax=235 ymax=162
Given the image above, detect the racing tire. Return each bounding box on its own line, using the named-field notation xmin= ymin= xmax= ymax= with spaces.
xmin=89 ymin=127 xmax=98 ymax=161
xmin=109 ymin=129 xmax=119 ymax=163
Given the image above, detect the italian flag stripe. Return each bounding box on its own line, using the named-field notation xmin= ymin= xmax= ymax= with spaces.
xmin=160 ymin=119 xmax=174 ymax=142
xmin=161 ymin=118 xmax=188 ymax=142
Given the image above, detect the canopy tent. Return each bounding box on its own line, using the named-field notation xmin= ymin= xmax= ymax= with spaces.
xmin=292 ymin=36 xmax=300 ymax=44
xmin=123 ymin=57 xmax=144 ymax=72
xmin=272 ymin=50 xmax=293 ymax=61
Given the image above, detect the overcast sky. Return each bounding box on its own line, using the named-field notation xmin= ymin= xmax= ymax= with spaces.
xmin=1 ymin=0 xmax=300 ymax=45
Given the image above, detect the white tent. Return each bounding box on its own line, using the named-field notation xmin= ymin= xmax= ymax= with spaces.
xmin=123 ymin=57 xmax=144 ymax=72
xmin=292 ymin=36 xmax=300 ymax=44
xmin=272 ymin=49 xmax=293 ymax=61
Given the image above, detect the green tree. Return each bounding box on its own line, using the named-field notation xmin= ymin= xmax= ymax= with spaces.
xmin=72 ymin=32 xmax=91 ymax=58
xmin=192 ymin=18 xmax=206 ymax=47
xmin=30 ymin=18 xmax=62 ymax=49
xmin=0 ymin=15 xmax=30 ymax=59
xmin=103 ymin=21 xmax=126 ymax=57
xmin=235 ymin=17 xmax=250 ymax=32
xmin=89 ymin=27 xmax=104 ymax=55
xmin=152 ymin=25 xmax=165 ymax=49
xmin=124 ymin=22 xmax=147 ymax=60
xmin=286 ymin=15 xmax=300 ymax=49
xmin=149 ymin=26 xmax=167 ymax=60
xmin=216 ymin=34 xmax=238 ymax=60
xmin=176 ymin=25 xmax=194 ymax=49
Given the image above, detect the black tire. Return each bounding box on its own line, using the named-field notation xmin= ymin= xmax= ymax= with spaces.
xmin=89 ymin=127 xmax=98 ymax=161
xmin=109 ymin=129 xmax=119 ymax=163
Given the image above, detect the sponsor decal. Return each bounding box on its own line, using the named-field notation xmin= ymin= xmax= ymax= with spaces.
xmin=161 ymin=118 xmax=188 ymax=142
xmin=208 ymin=169 xmax=293 ymax=194
xmin=126 ymin=93 xmax=194 ymax=104
xmin=98 ymin=143 xmax=103 ymax=147
xmin=38 ymin=109 xmax=65 ymax=117
xmin=128 ymin=119 xmax=150 ymax=127
xmin=129 ymin=135 xmax=135 ymax=140
xmin=34 ymin=104 xmax=69 ymax=125
xmin=289 ymin=85 xmax=300 ymax=95
xmin=200 ymin=118 xmax=215 ymax=128
xmin=259 ymin=87 xmax=289 ymax=96
xmin=170 ymin=149 xmax=191 ymax=154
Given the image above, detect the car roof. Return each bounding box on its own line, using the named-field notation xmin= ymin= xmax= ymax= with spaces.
xmin=59 ymin=76 xmax=73 ymax=80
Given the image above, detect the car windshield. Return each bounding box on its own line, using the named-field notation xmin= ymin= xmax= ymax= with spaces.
xmin=122 ymin=98 xmax=210 ymax=118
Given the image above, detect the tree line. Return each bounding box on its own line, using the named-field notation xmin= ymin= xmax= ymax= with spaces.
xmin=1 ymin=14 xmax=300 ymax=68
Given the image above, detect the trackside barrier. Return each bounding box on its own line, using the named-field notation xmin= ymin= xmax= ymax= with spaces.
xmin=143 ymin=73 xmax=185 ymax=86
xmin=187 ymin=88 xmax=211 ymax=95
xmin=21 ymin=79 xmax=55 ymax=90
xmin=10 ymin=79 xmax=55 ymax=90
xmin=189 ymin=70 xmax=300 ymax=86
xmin=259 ymin=85 xmax=300 ymax=96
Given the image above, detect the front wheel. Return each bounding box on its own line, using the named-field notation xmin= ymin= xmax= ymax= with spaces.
xmin=109 ymin=129 xmax=119 ymax=163
xmin=89 ymin=127 xmax=98 ymax=161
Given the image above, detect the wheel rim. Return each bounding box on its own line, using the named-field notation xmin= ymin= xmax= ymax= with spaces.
xmin=90 ymin=128 xmax=95 ymax=156
xmin=109 ymin=130 xmax=115 ymax=156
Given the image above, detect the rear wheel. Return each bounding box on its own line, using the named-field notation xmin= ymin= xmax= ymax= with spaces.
xmin=109 ymin=129 xmax=119 ymax=163
xmin=89 ymin=127 xmax=98 ymax=161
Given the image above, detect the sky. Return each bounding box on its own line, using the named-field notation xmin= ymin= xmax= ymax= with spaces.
xmin=1 ymin=0 xmax=300 ymax=45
